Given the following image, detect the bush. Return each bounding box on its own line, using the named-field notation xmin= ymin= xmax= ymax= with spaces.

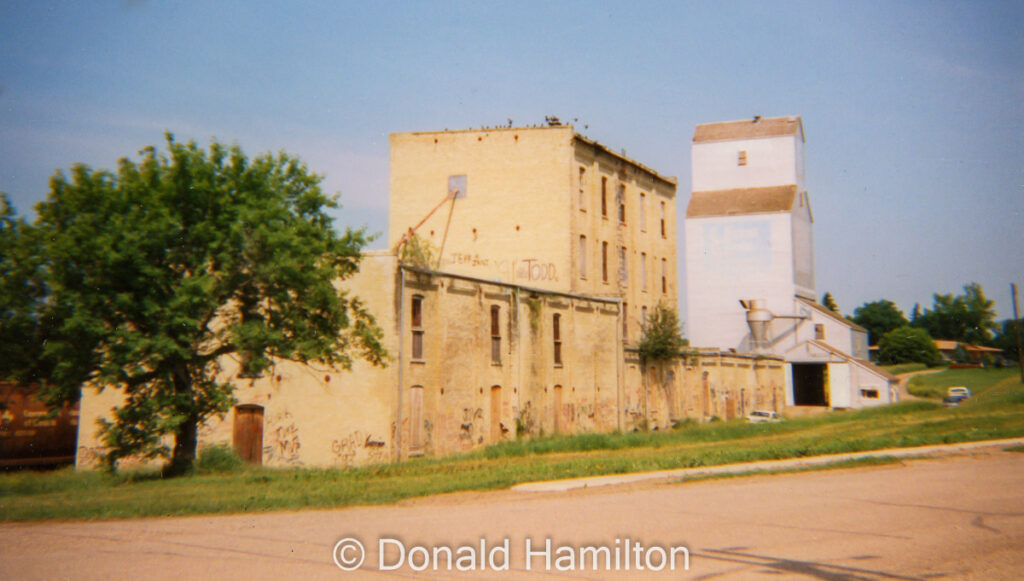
xmin=878 ymin=326 xmax=942 ymax=367
xmin=196 ymin=444 xmax=245 ymax=473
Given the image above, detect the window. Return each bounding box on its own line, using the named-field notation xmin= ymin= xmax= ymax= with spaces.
xmin=619 ymin=246 xmax=627 ymax=285
xmin=661 ymin=258 xmax=667 ymax=294
xmin=622 ymin=302 xmax=628 ymax=341
xmin=578 ymin=167 xmax=587 ymax=211
xmin=490 ymin=305 xmax=501 ymax=364
xmin=815 ymin=324 xmax=825 ymax=341
xmin=411 ymin=295 xmax=424 ymax=360
xmin=660 ymin=201 xmax=666 ymax=238
xmin=641 ymin=252 xmax=647 ymax=292
xmin=578 ymin=235 xmax=587 ymax=279
xmin=601 ymin=241 xmax=608 ymax=283
xmin=552 ymin=313 xmax=562 ymax=366
xmin=642 ymin=306 xmax=648 ymax=330
xmin=860 ymin=388 xmax=879 ymax=399
xmin=601 ymin=177 xmax=608 ymax=218
xmin=738 ymin=150 xmax=748 ymax=166
xmin=639 ymin=193 xmax=646 ymax=231
xmin=617 ymin=183 xmax=626 ymax=223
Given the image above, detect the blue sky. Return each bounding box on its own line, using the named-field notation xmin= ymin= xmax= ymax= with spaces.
xmin=2 ymin=1 xmax=1022 ymax=323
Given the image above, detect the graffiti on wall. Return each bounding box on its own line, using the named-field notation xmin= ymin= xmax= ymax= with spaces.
xmin=459 ymin=407 xmax=485 ymax=445
xmin=264 ymin=411 xmax=302 ymax=466
xmin=76 ymin=445 xmax=109 ymax=468
xmin=331 ymin=430 xmax=388 ymax=467
xmin=445 ymin=253 xmax=558 ymax=283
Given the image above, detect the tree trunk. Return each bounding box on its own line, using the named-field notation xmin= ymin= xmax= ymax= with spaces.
xmin=164 ymin=414 xmax=198 ymax=477
xmin=164 ymin=362 xmax=198 ymax=477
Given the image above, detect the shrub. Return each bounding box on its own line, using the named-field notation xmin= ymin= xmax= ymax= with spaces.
xmin=196 ymin=444 xmax=245 ymax=473
xmin=878 ymin=326 xmax=942 ymax=366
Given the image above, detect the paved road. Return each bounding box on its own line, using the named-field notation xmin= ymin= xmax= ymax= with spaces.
xmin=2 ymin=446 xmax=1022 ymax=580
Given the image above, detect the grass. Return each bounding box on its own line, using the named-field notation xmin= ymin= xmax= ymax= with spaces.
xmin=880 ymin=362 xmax=932 ymax=375
xmin=906 ymin=366 xmax=1017 ymax=398
xmin=2 ymin=370 xmax=1022 ymax=523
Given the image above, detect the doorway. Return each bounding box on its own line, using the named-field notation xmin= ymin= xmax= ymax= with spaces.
xmin=792 ymin=364 xmax=828 ymax=406
xmin=233 ymin=404 xmax=264 ymax=464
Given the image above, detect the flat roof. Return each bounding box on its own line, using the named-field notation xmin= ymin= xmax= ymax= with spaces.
xmin=391 ymin=124 xmax=678 ymax=188
xmin=693 ymin=116 xmax=804 ymax=143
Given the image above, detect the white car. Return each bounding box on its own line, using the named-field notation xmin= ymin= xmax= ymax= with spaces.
xmin=947 ymin=386 xmax=971 ymax=398
xmin=746 ymin=410 xmax=780 ymax=423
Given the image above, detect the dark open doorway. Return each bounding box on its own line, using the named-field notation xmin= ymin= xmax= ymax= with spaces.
xmin=791 ymin=363 xmax=828 ymax=406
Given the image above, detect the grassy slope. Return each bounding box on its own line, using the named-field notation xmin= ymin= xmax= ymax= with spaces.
xmin=2 ymin=369 xmax=1022 ymax=522
xmin=907 ymin=367 xmax=1016 ymax=398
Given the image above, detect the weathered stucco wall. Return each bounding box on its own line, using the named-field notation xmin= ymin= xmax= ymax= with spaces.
xmin=76 ymin=254 xmax=786 ymax=471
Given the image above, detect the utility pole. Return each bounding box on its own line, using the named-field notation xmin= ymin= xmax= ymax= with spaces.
xmin=1012 ymin=283 xmax=1024 ymax=385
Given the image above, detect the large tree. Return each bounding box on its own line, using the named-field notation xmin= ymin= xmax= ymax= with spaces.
xmin=0 ymin=194 xmax=48 ymax=381
xmin=32 ymin=135 xmax=386 ymax=475
xmin=851 ymin=299 xmax=909 ymax=346
xmin=912 ymin=282 xmax=998 ymax=345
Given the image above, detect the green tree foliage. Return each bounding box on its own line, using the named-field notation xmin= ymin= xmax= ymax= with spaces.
xmin=993 ymin=319 xmax=1022 ymax=362
xmin=0 ymin=195 xmax=50 ymax=382
xmin=31 ymin=135 xmax=386 ymax=475
xmin=637 ymin=303 xmax=686 ymax=363
xmin=821 ymin=292 xmax=840 ymax=315
xmin=877 ymin=326 xmax=942 ymax=366
xmin=912 ymin=282 xmax=997 ymax=345
xmin=851 ymin=299 xmax=909 ymax=346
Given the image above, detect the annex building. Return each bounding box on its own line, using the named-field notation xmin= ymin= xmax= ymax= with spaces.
xmin=75 ymin=123 xmax=786 ymax=470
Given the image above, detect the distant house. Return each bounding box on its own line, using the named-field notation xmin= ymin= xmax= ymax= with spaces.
xmin=933 ymin=340 xmax=1003 ymax=365
xmin=868 ymin=339 xmax=1005 ymax=366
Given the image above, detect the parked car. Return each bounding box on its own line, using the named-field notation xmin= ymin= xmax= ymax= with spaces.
xmin=746 ymin=410 xmax=780 ymax=423
xmin=942 ymin=395 xmax=967 ymax=407
xmin=947 ymin=386 xmax=972 ymax=399
xmin=942 ymin=387 xmax=969 ymax=407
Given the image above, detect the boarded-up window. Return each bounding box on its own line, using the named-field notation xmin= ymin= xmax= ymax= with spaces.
xmin=617 ymin=184 xmax=626 ymax=223
xmin=578 ymin=235 xmax=586 ymax=279
xmin=641 ymin=252 xmax=647 ymax=292
xmin=639 ymin=192 xmax=646 ymax=231
xmin=578 ymin=167 xmax=587 ymax=211
xmin=660 ymin=201 xmax=666 ymax=238
xmin=490 ymin=305 xmax=501 ymax=364
xmin=411 ymin=295 xmax=424 ymax=360
xmin=601 ymin=242 xmax=609 ymax=283
xmin=553 ymin=313 xmax=562 ymax=366
xmin=619 ymin=246 xmax=627 ymax=285
xmin=601 ymin=177 xmax=608 ymax=217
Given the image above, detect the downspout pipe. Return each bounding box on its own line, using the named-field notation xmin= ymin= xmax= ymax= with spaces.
xmin=395 ymin=266 xmax=405 ymax=462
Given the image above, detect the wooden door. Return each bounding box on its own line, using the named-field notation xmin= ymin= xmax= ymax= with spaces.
xmin=553 ymin=385 xmax=563 ymax=434
xmin=233 ymin=404 xmax=264 ymax=464
xmin=490 ymin=386 xmax=502 ymax=442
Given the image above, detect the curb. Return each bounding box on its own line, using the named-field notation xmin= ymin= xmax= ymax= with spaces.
xmin=510 ymin=437 xmax=1024 ymax=492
